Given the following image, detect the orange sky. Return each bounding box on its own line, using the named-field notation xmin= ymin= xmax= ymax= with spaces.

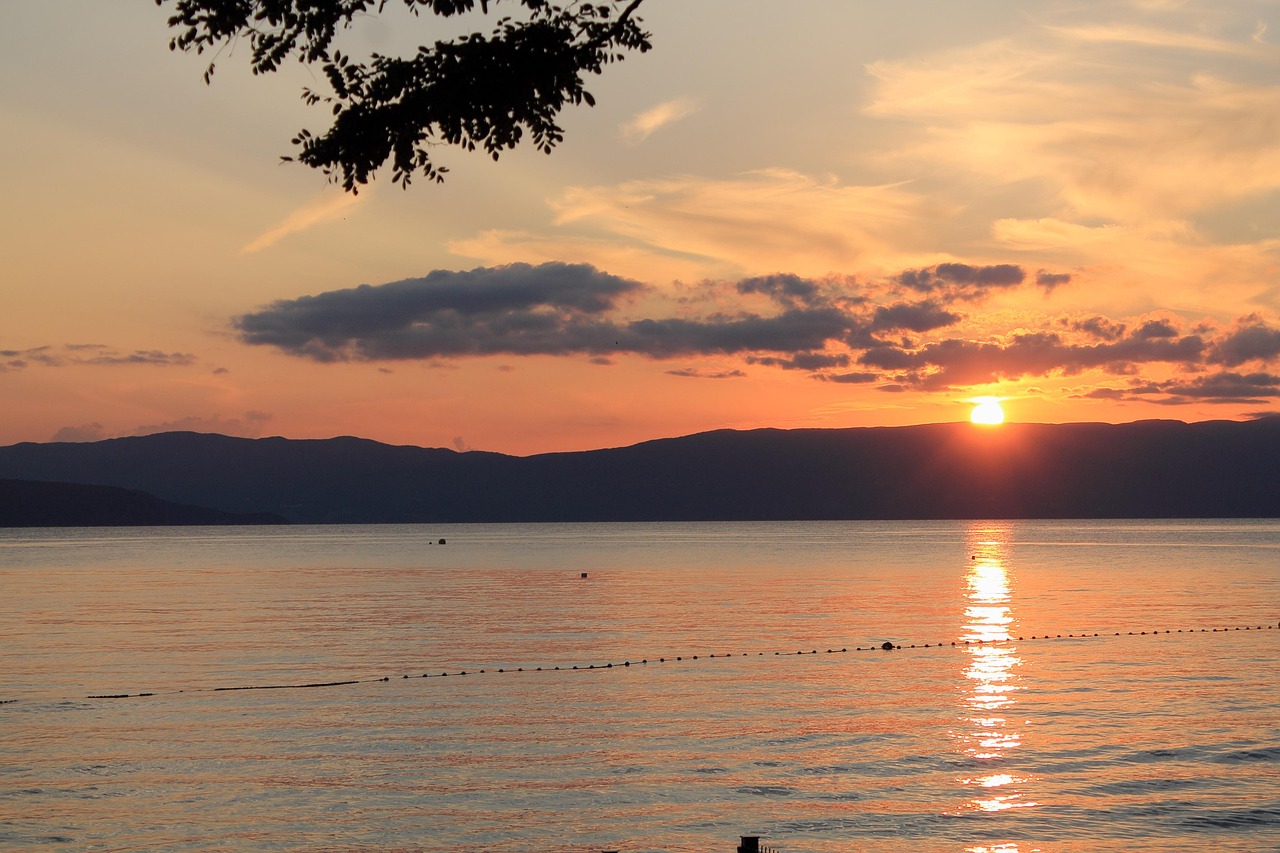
xmin=2 ymin=1 xmax=1279 ymax=454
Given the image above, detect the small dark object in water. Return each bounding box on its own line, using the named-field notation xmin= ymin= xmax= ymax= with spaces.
xmin=881 ymin=641 xmax=894 ymax=650
xmin=581 ymin=572 xmax=588 ymax=578
xmin=438 ymin=538 xmax=446 ymax=545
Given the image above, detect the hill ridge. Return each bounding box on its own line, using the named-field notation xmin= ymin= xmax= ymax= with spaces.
xmin=0 ymin=419 xmax=1276 ymax=523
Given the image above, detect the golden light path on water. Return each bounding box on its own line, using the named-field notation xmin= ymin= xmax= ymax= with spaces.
xmin=958 ymin=522 xmax=1037 ymax=851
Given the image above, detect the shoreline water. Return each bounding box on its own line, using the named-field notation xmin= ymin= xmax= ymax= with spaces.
xmin=3 ymin=519 xmax=1278 ymax=852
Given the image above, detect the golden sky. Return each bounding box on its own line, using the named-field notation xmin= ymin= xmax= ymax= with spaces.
xmin=2 ymin=1 xmax=1279 ymax=454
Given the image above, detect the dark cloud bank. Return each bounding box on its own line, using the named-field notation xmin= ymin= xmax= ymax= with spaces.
xmin=234 ymin=262 xmax=1280 ymax=405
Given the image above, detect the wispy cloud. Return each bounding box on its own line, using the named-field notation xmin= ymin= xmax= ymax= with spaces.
xmin=50 ymin=411 xmax=273 ymax=443
xmin=547 ymin=169 xmax=950 ymax=278
xmin=620 ymin=98 xmax=699 ymax=142
xmin=451 ymin=169 xmax=952 ymax=283
xmin=1048 ymin=23 xmax=1256 ymax=55
xmin=129 ymin=411 xmax=273 ymax=438
xmin=665 ymin=368 xmax=746 ymax=379
xmin=51 ymin=422 xmax=107 ymax=443
xmin=1 ymin=344 xmax=196 ymax=371
xmin=241 ymin=190 xmax=364 ymax=254
xmin=865 ymin=28 xmax=1280 ymax=224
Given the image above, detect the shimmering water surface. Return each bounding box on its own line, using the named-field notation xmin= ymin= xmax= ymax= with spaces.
xmin=2 ymin=520 xmax=1278 ymax=852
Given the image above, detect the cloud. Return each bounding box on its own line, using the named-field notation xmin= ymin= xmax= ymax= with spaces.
xmin=129 ymin=411 xmax=273 ymax=438
xmin=1036 ymin=270 xmax=1072 ymax=291
xmin=237 ymin=262 xmax=892 ymax=363
xmin=0 ymin=345 xmax=197 ymax=370
xmin=737 ymin=273 xmax=825 ymax=308
xmin=865 ymin=21 xmax=1280 ymax=226
xmin=620 ymin=98 xmax=698 ymax=142
xmin=992 ymin=217 xmax=1280 ymax=317
xmin=1069 ymin=315 xmax=1127 ymax=341
xmin=665 ymin=368 xmax=747 ymax=379
xmin=859 ymin=314 xmax=1280 ymax=395
xmin=232 ymin=262 xmax=1280 ymax=409
xmin=871 ymin=300 xmax=962 ymax=333
xmin=859 ymin=328 xmax=1208 ymax=389
xmin=47 ymin=412 xmax=273 ymax=443
xmin=747 ymin=353 xmax=852 ymax=371
xmin=1077 ymin=387 xmax=1130 ymax=401
xmin=2 ymin=345 xmax=60 ymax=370
xmin=236 ymin=262 xmax=648 ymax=361
xmin=896 ymin=263 xmax=1026 ymax=300
xmin=51 ymin=422 xmax=107 ymax=443
xmin=819 ymin=371 xmax=881 ymax=385
xmin=531 ymin=169 xmax=951 ymax=279
xmin=1082 ymin=372 xmax=1280 ymax=405
xmin=237 ymin=263 xmax=949 ymax=365
xmin=241 ymin=190 xmax=364 ymax=254
xmin=1209 ymin=319 xmax=1280 ymax=366
xmin=1156 ymin=371 xmax=1280 ymax=400
xmin=81 ymin=350 xmax=198 ymax=366
xmin=1046 ymin=23 xmax=1257 ymax=56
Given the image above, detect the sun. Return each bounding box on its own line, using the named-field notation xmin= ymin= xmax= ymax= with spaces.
xmin=970 ymin=397 xmax=1006 ymax=426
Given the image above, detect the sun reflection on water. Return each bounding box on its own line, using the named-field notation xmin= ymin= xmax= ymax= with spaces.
xmin=956 ymin=523 xmax=1038 ymax=817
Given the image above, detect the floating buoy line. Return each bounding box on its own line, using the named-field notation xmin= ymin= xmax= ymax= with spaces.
xmin=0 ymin=623 xmax=1273 ymax=704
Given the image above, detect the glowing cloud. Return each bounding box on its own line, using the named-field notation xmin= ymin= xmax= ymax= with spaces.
xmin=543 ymin=169 xmax=951 ymax=278
xmin=865 ymin=25 xmax=1280 ymax=226
xmin=241 ymin=190 xmax=364 ymax=254
xmin=620 ymin=98 xmax=699 ymax=142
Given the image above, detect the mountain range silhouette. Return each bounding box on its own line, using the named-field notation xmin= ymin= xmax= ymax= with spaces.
xmin=1 ymin=419 xmax=1276 ymax=525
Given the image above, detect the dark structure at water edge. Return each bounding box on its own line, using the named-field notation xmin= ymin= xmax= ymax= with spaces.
xmin=0 ymin=419 xmax=1277 ymax=525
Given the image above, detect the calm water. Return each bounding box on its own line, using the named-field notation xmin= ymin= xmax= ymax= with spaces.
xmin=2 ymin=520 xmax=1278 ymax=852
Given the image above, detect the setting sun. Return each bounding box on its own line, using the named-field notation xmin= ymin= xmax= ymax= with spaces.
xmin=970 ymin=398 xmax=1006 ymax=425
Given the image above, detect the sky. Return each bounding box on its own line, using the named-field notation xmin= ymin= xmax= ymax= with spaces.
xmin=3 ymin=0 xmax=1280 ymax=455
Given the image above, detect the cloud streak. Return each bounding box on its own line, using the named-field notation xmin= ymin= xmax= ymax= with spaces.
xmin=241 ymin=190 xmax=364 ymax=254
xmin=50 ymin=411 xmax=274 ymax=443
xmin=865 ymin=20 xmax=1280 ymax=226
xmin=539 ymin=169 xmax=951 ymax=278
xmin=620 ymin=98 xmax=699 ymax=142
xmin=1 ymin=345 xmax=197 ymax=372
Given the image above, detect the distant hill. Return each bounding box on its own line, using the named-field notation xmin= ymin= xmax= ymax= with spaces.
xmin=0 ymin=419 xmax=1276 ymax=524
xmin=0 ymin=479 xmax=287 ymax=527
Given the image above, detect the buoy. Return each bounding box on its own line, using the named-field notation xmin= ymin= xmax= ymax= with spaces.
xmin=881 ymin=641 xmax=894 ymax=651
xmin=581 ymin=572 xmax=588 ymax=578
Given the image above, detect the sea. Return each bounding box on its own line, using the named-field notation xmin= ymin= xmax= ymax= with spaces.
xmin=1 ymin=519 xmax=1278 ymax=853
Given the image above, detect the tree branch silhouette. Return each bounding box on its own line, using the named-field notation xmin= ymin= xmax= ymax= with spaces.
xmin=157 ymin=0 xmax=652 ymax=191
